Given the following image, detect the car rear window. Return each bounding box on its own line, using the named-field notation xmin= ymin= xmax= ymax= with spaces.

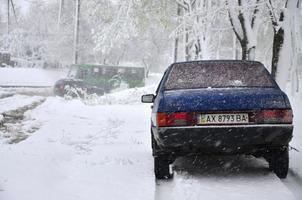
xmin=164 ymin=61 xmax=275 ymax=90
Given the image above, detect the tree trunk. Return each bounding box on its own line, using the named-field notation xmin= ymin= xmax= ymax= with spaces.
xmin=185 ymin=31 xmax=190 ymax=61
xmin=240 ymin=39 xmax=248 ymax=60
xmin=271 ymin=28 xmax=285 ymax=79
xmin=58 ymin=0 xmax=64 ymax=29
xmin=7 ymin=0 xmax=10 ymax=34
xmin=173 ymin=4 xmax=181 ymax=63
xmin=232 ymin=33 xmax=237 ymax=59
xmin=74 ymin=0 xmax=80 ymax=64
xmin=227 ymin=0 xmax=259 ymax=61
xmin=194 ymin=39 xmax=201 ymax=60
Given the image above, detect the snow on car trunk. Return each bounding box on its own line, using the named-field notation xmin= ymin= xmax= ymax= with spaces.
xmin=0 ymin=96 xmax=297 ymax=200
xmin=161 ymin=88 xmax=288 ymax=112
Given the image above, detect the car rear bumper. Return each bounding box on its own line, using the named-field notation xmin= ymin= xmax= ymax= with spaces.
xmin=153 ymin=124 xmax=293 ymax=155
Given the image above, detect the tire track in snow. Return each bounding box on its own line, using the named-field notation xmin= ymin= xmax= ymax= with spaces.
xmin=282 ymin=169 xmax=302 ymax=200
xmin=0 ymin=93 xmax=14 ymax=99
xmin=0 ymin=97 xmax=46 ymax=143
xmin=155 ymin=155 xmax=296 ymax=200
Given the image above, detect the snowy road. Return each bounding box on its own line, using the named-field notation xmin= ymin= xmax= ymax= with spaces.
xmin=0 ymin=95 xmax=45 ymax=114
xmin=0 ymin=92 xmax=301 ymax=200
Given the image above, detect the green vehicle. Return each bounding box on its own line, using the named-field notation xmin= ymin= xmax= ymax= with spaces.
xmin=54 ymin=64 xmax=146 ymax=96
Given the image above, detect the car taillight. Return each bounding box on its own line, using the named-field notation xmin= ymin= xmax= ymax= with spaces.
xmin=59 ymin=84 xmax=65 ymax=91
xmin=255 ymin=109 xmax=293 ymax=124
xmin=157 ymin=112 xmax=196 ymax=127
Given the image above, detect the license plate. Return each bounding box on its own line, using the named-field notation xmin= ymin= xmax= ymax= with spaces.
xmin=198 ymin=113 xmax=249 ymax=124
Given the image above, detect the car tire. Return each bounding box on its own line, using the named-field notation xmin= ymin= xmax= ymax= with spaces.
xmin=151 ymin=132 xmax=158 ymax=156
xmin=268 ymin=159 xmax=274 ymax=171
xmin=269 ymin=146 xmax=289 ymax=179
xmin=154 ymin=155 xmax=173 ymax=179
xmin=263 ymin=153 xmax=274 ymax=171
xmin=151 ymin=132 xmax=175 ymax=163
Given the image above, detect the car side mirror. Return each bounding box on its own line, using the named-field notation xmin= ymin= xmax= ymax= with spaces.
xmin=141 ymin=94 xmax=155 ymax=103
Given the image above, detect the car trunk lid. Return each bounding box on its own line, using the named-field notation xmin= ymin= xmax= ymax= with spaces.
xmin=159 ymin=88 xmax=288 ymax=112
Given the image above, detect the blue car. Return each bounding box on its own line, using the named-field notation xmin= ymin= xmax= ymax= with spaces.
xmin=142 ymin=60 xmax=293 ymax=179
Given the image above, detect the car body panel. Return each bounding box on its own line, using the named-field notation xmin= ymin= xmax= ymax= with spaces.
xmin=152 ymin=125 xmax=293 ymax=155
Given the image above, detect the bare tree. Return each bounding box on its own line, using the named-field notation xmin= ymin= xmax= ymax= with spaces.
xmin=173 ymin=0 xmax=227 ymax=61
xmin=226 ymin=0 xmax=262 ymax=60
xmin=266 ymin=0 xmax=288 ymax=79
xmin=174 ymin=4 xmax=182 ymax=62
xmin=74 ymin=0 xmax=80 ymax=64
xmin=58 ymin=0 xmax=64 ymax=29
xmin=266 ymin=0 xmax=301 ymax=91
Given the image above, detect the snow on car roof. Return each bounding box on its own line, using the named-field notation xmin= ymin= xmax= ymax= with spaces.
xmin=171 ymin=60 xmax=263 ymax=67
xmin=165 ymin=60 xmax=275 ymax=89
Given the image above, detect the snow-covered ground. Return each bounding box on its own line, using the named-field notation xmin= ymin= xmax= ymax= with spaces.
xmin=0 ymin=91 xmax=14 ymax=99
xmin=0 ymin=73 xmax=301 ymax=200
xmin=289 ymin=96 xmax=302 ymax=177
xmin=0 ymin=97 xmax=297 ymax=200
xmin=0 ymin=95 xmax=45 ymax=114
xmin=0 ymin=68 xmax=67 ymax=87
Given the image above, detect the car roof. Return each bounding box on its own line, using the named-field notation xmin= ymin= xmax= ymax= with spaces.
xmin=171 ymin=60 xmax=264 ymax=67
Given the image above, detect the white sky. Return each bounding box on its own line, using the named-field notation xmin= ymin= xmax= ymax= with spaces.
xmin=15 ymin=0 xmax=30 ymax=14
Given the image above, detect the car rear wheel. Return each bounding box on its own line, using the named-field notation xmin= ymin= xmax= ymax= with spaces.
xmin=151 ymin=132 xmax=175 ymax=163
xmin=268 ymin=146 xmax=289 ymax=179
xmin=154 ymin=155 xmax=173 ymax=179
xmin=151 ymin=132 xmax=158 ymax=156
